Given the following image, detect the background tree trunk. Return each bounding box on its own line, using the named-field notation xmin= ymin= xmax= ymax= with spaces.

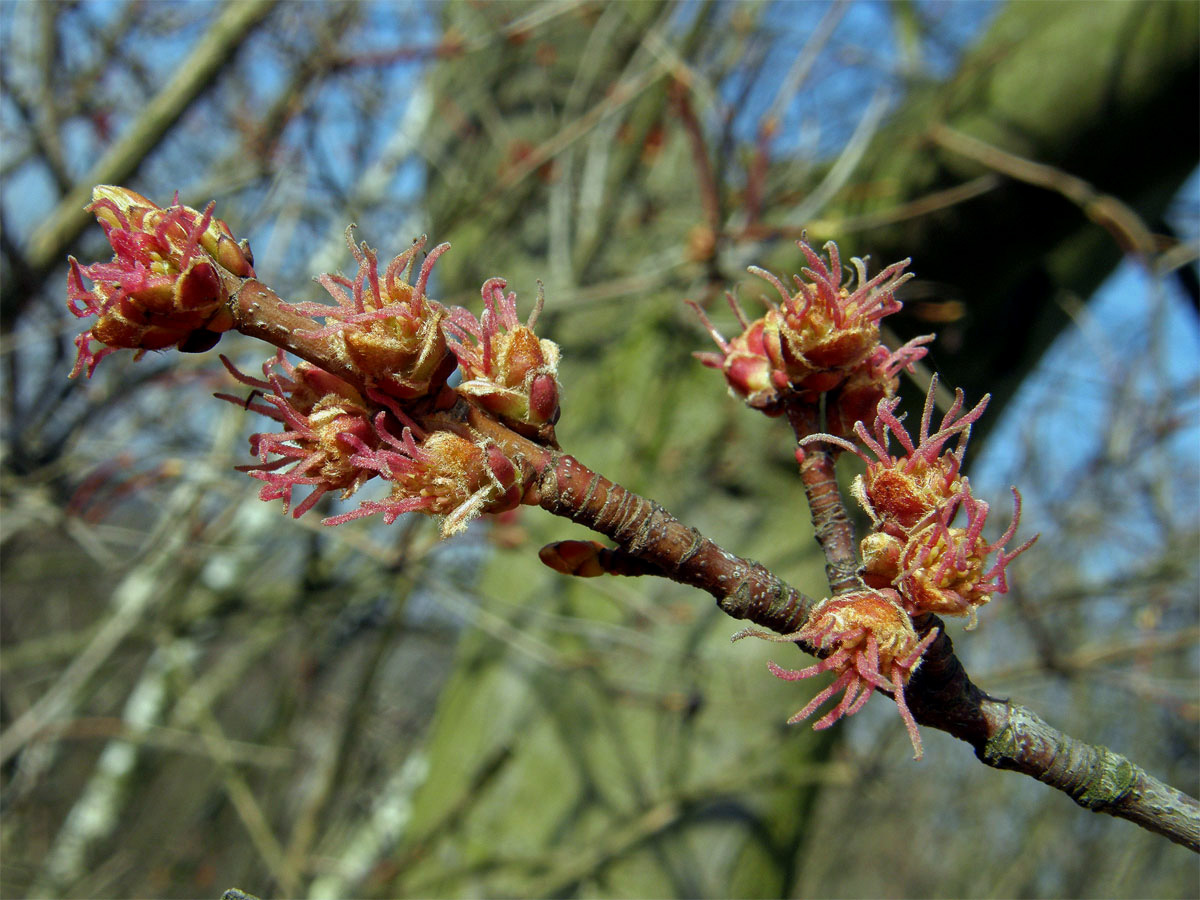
xmin=842 ymin=0 xmax=1199 ymax=436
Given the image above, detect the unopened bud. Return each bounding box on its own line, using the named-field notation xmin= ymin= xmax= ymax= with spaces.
xmin=67 ymin=186 xmax=255 ymax=376
xmin=446 ymin=278 xmax=562 ymax=427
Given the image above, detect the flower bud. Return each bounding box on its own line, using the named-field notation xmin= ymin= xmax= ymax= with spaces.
xmin=539 ymin=540 xmax=612 ymax=577
xmin=859 ymin=531 xmax=903 ymax=588
xmin=538 ymin=540 xmax=660 ymax=578
xmin=67 ymin=186 xmax=254 ymax=376
xmin=445 ymin=278 xmax=562 ymax=427
xmin=687 ymin=298 xmax=788 ymax=414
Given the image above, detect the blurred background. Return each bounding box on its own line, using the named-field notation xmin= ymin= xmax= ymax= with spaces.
xmin=1 ymin=1 xmax=1197 ymax=897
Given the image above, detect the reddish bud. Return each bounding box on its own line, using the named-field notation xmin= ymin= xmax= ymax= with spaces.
xmin=538 ymin=540 xmax=661 ymax=578
xmin=687 ymin=298 xmax=787 ymax=414
xmin=539 ymin=540 xmax=610 ymax=577
xmin=445 ymin=278 xmax=562 ymax=426
xmin=860 ymin=531 xmax=904 ymax=588
xmin=67 ymin=186 xmax=254 ymax=376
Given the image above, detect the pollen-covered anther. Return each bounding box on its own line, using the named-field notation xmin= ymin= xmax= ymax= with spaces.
xmin=322 ymin=411 xmax=526 ymax=537
xmin=444 ymin=278 xmax=562 ymax=426
xmin=751 ymin=239 xmax=913 ymax=394
xmin=294 ymin=229 xmax=455 ymax=401
xmin=803 ymin=375 xmax=985 ymax=534
xmin=217 ymin=352 xmax=376 ymax=518
xmin=734 ymin=589 xmax=937 ymax=759
xmin=67 ymin=186 xmax=255 ymax=376
xmin=894 ymin=488 xmax=1037 ymax=626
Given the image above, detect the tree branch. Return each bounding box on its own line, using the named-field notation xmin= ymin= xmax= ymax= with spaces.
xmin=907 ymin=617 xmax=1199 ymax=851
xmin=215 ymin=266 xmax=1200 ymax=853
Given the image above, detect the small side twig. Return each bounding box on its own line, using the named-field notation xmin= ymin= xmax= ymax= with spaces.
xmin=929 ymin=123 xmax=1158 ymax=260
xmin=672 ymin=81 xmax=723 ymax=239
xmin=784 ymin=399 xmax=861 ymax=594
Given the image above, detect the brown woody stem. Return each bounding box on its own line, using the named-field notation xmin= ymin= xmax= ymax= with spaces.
xmin=529 ymin=452 xmax=815 ymax=633
xmin=785 ymin=399 xmax=861 ymax=594
xmin=465 ymin=403 xmax=816 ymax=632
xmin=908 ymin=615 xmax=1199 ymax=851
xmin=228 ymin=278 xmax=364 ymax=385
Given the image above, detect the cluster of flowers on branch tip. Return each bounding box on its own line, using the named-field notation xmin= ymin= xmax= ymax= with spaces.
xmin=67 ymin=186 xmax=254 ymax=377
xmin=691 ymin=240 xmax=1035 ymax=757
xmin=688 ymin=238 xmax=932 ymax=440
xmin=805 ymin=376 xmax=1038 ymax=627
xmin=67 ymin=187 xmax=559 ymax=536
xmin=735 ymin=590 xmax=938 ymax=758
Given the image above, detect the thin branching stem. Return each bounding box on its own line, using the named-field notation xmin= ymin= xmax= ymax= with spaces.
xmin=785 ymin=399 xmax=862 ymax=594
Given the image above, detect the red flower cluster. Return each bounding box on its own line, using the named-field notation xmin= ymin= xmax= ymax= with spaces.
xmin=67 ymin=186 xmax=254 ymax=376
xmin=218 ymin=352 xmax=376 ymax=518
xmin=807 ymin=377 xmax=1037 ymax=626
xmin=322 ymin=409 xmax=524 ymax=537
xmin=689 ymin=239 xmax=930 ymax=429
xmin=66 ymin=189 xmax=563 ymax=536
xmin=738 ymin=380 xmax=1035 ymax=756
xmin=295 ymin=229 xmax=456 ymax=401
xmin=219 ymin=353 xmax=525 ymax=536
xmin=736 ymin=590 xmax=938 ymax=758
xmin=690 ymin=242 xmax=1036 ymax=756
